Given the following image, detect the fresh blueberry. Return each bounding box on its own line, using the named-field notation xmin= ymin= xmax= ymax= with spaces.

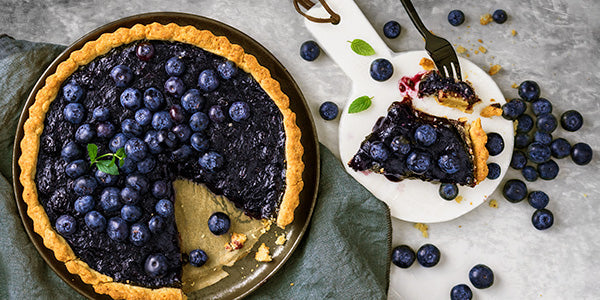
xmin=514 ymin=133 xmax=532 ymax=149
xmin=148 ymin=215 xmax=165 ymax=234
xmin=74 ymin=124 xmax=95 ymax=144
xmin=135 ymin=108 xmax=152 ymax=126
xmin=486 ymin=132 xmax=504 ymax=155
xmin=74 ymin=195 xmax=95 ymax=214
xmin=450 ymin=284 xmax=472 ymax=300
xmin=406 ymin=152 xmax=432 ymax=174
xmin=528 ymin=191 xmax=549 ymax=209
xmin=189 ymin=112 xmax=210 ymax=132
xmin=208 ymin=105 xmax=226 ymax=123
xmin=527 ymin=142 xmax=551 ymax=164
xmin=447 ymin=10 xmax=465 ymax=26
xmin=164 ymin=77 xmax=185 ymax=98
xmin=62 ymin=82 xmax=84 ymax=102
xmin=121 ymin=205 xmax=143 ymax=223
xmin=522 ymin=166 xmax=538 ymax=182
xmin=73 ymin=176 xmax=97 ymax=196
xmin=550 ymin=138 xmax=571 ymax=159
xmin=65 ymin=159 xmax=88 ymax=178
xmin=369 ymin=142 xmax=389 ymax=162
xmin=560 ymin=110 xmax=583 ymax=132
xmin=157 ymin=130 xmax=179 ymax=149
xmin=130 ymin=223 xmax=151 ymax=246
xmin=144 ymin=130 xmax=164 ymax=154
xmin=171 ymin=124 xmax=192 ymax=143
xmin=390 ymin=136 xmax=411 ymax=154
xmin=516 ymin=114 xmax=534 ymax=133
xmin=85 ymin=211 xmax=106 ymax=232
xmin=152 ymin=180 xmax=170 ymax=199
xmin=533 ymin=131 xmax=552 ymax=145
xmin=61 ymin=141 xmax=81 ymax=161
xmin=487 ymin=162 xmax=501 ymax=179
xmin=95 ymin=169 xmax=118 ymax=186
xmin=503 ymin=179 xmax=527 ymax=203
xmin=171 ymin=145 xmax=192 ymax=161
xmin=169 ymin=104 xmax=185 ymax=124
xmin=119 ymin=157 xmax=137 ymax=175
xmin=109 ymin=133 xmax=128 ymax=153
xmin=110 ymin=65 xmax=133 ymax=87
xmin=438 ymin=154 xmax=460 ymax=174
xmin=189 ymin=249 xmax=208 ymax=267
xmin=501 ymin=99 xmax=526 ymax=120
xmin=198 ymin=69 xmax=219 ymax=92
xmin=93 ymin=107 xmax=110 ymax=121
xmin=55 ymin=215 xmax=77 ymax=236
xmin=152 ymin=111 xmax=173 ymax=131
xmin=100 ymin=187 xmax=121 ymax=213
xmin=416 ymin=244 xmax=440 ymax=267
xmin=217 ymin=60 xmax=238 ymax=80
xmin=165 ymin=56 xmax=185 ymax=76
xmin=536 ymin=113 xmax=558 ymax=133
xmin=136 ymin=42 xmax=154 ymax=61
xmin=492 ymin=9 xmax=508 ymax=24
xmin=120 ymin=88 xmax=142 ymax=110
xmin=570 ymin=142 xmax=593 ymax=165
xmin=531 ymin=98 xmax=552 ymax=116
xmin=120 ymin=186 xmax=140 ymax=205
xmin=532 ymin=208 xmax=554 ymax=230
xmin=370 ymin=58 xmax=394 ymax=81
xmin=208 ymin=212 xmax=230 ymax=235
xmin=439 ymin=183 xmax=459 ymax=200
xmin=136 ymin=156 xmax=156 ymax=174
xmin=124 ymin=137 xmax=147 ymax=162
xmin=145 ymin=253 xmax=168 ymax=277
xmin=107 ymin=217 xmax=128 ymax=242
xmin=199 ymin=151 xmax=224 ymax=171
xmin=414 ymin=124 xmax=437 ymax=146
xmin=96 ymin=122 xmax=115 ymax=139
xmin=126 ymin=174 xmax=149 ymax=193
xmin=319 ymin=101 xmax=339 ymax=120
xmin=537 ymin=160 xmax=559 ymax=180
xmin=121 ymin=118 xmax=143 ymax=137
xmin=143 ymin=87 xmax=165 ymax=111
xmin=229 ymin=101 xmax=251 ymax=122
xmin=155 ymin=199 xmax=174 ymax=218
xmin=190 ymin=133 xmax=210 ymax=152
xmin=469 ymin=264 xmax=494 ymax=289
xmin=383 ymin=21 xmax=401 ymax=38
xmin=181 ymin=89 xmax=205 ymax=113
xmin=63 ymin=103 xmax=86 ymax=124
xmin=510 ymin=150 xmax=527 ymax=170
xmin=518 ymin=80 xmax=540 ymax=102
xmin=300 ymin=40 xmax=320 ymax=61
xmin=391 ymin=245 xmax=415 ymax=268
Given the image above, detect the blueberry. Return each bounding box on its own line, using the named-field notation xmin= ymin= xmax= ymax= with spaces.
xmin=189 ymin=112 xmax=210 ymax=132
xmin=73 ymin=176 xmax=97 ymax=196
xmin=65 ymin=159 xmax=88 ymax=178
xmin=571 ymin=142 xmax=593 ymax=165
xmin=120 ymin=186 xmax=140 ymax=205
xmin=486 ymin=132 xmax=505 ymax=155
xmin=165 ymin=56 xmax=185 ymax=76
xmin=533 ymin=131 xmax=552 ymax=145
xmin=369 ymin=142 xmax=389 ymax=162
xmin=124 ymin=137 xmax=147 ymax=162
xmin=469 ymin=264 xmax=494 ymax=289
xmin=560 ymin=110 xmax=583 ymax=132
xmin=136 ymin=156 xmax=156 ymax=174
xmin=208 ymin=105 xmax=226 ymax=123
xmin=217 ymin=60 xmax=238 ymax=80
xmin=135 ymin=108 xmax=152 ymax=126
xmin=391 ymin=245 xmax=415 ymax=268
xmin=532 ymin=209 xmax=554 ymax=230
xmin=406 ymin=152 xmax=432 ymax=174
xmin=130 ymin=223 xmax=151 ymax=246
xmin=169 ymin=104 xmax=185 ymax=123
xmin=207 ymin=212 xmax=230 ymax=235
xmin=501 ymin=99 xmax=526 ymax=120
xmin=319 ymin=101 xmax=339 ymax=120
xmin=414 ymin=124 xmax=437 ymax=146
xmin=155 ymin=199 xmax=174 ymax=218
xmin=492 ymin=9 xmax=508 ymax=24
xmin=300 ymin=40 xmax=320 ymax=61
xmin=550 ymin=138 xmax=571 ymax=159
xmin=121 ymin=205 xmax=143 ymax=223
xmin=95 ymin=169 xmax=118 ymax=186
xmin=119 ymin=157 xmax=137 ymax=175
xmin=537 ymin=160 xmax=559 ymax=180
xmin=62 ymin=82 xmax=84 ymax=102
xmin=528 ymin=191 xmax=549 ymax=209
xmin=63 ymin=103 xmax=86 ymax=124
xmin=450 ymin=284 xmax=473 ymax=300
xmin=171 ymin=145 xmax=192 ymax=161
xmin=107 ymin=217 xmax=128 ymax=242
xmin=61 ymin=141 xmax=81 ymax=161
xmin=486 ymin=162 xmax=501 ymax=179
xmin=152 ymin=111 xmax=173 ymax=131
xmin=527 ymin=142 xmax=551 ymax=164
xmin=536 ymin=113 xmax=558 ymax=133
xmin=181 ymin=89 xmax=205 ymax=113
xmin=157 ymin=130 xmax=179 ymax=149
xmin=416 ymin=244 xmax=440 ymax=267
xmin=531 ymin=98 xmax=552 ymax=116
xmin=145 ymin=253 xmax=168 ymax=277
xmin=136 ymin=42 xmax=154 ymax=61
xmin=96 ymin=122 xmax=115 ymax=139
xmin=190 ymin=133 xmax=210 ymax=152
xmin=503 ymin=179 xmax=527 ymax=203
xmin=85 ymin=211 xmax=106 ymax=232
xmin=514 ymin=133 xmax=532 ymax=149
xmin=148 ymin=215 xmax=165 ymax=234
xmin=199 ymin=151 xmax=224 ymax=171
xmin=121 ymin=118 xmax=143 ymax=137
xmin=125 ymin=174 xmax=149 ymax=193
xmin=370 ymin=58 xmax=394 ymax=81
xmin=143 ymin=87 xmax=165 ymax=111
xmin=93 ymin=107 xmax=110 ymax=121
xmin=518 ymin=80 xmax=540 ymax=102
xmin=516 ymin=114 xmax=533 ymax=133
xmin=229 ymin=101 xmax=251 ymax=122
xmin=521 ymin=166 xmax=538 ymax=182
xmin=152 ymin=180 xmax=170 ymax=199
xmin=55 ymin=215 xmax=77 ymax=236
xmin=448 ymin=10 xmax=465 ymax=26
xmin=198 ymin=69 xmax=219 ymax=92
xmin=144 ymin=130 xmax=164 ymax=154
xmin=163 ymin=77 xmax=185 ymax=98
xmin=110 ymin=65 xmax=133 ymax=87
xmin=120 ymin=88 xmax=142 ymax=110
xmin=74 ymin=195 xmax=95 ymax=214
xmin=74 ymin=124 xmax=95 ymax=144
xmin=383 ymin=21 xmax=401 ymax=38
xmin=439 ymin=183 xmax=459 ymax=200
xmin=390 ymin=136 xmax=411 ymax=154
xmin=438 ymin=154 xmax=460 ymax=174
xmin=189 ymin=249 xmax=209 ymax=267
xmin=170 ymin=124 xmax=190 ymax=143
xmin=109 ymin=133 xmax=128 ymax=154
xmin=100 ymin=187 xmax=121 ymax=212
xmin=510 ymin=150 xmax=527 ymax=170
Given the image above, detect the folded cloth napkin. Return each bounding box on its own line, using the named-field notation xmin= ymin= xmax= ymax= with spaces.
xmin=0 ymin=36 xmax=391 ymax=299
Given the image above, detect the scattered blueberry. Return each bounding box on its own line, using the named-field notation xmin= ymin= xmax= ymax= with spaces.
xmin=207 ymin=212 xmax=231 ymax=235
xmin=121 ymin=118 xmax=143 ymax=137
xmin=550 ymin=138 xmax=571 ymax=159
xmin=503 ymin=179 xmax=527 ymax=203
xmin=151 ymin=180 xmax=170 ymax=199
xmin=55 ymin=215 xmax=77 ymax=236
xmin=164 ymin=77 xmax=185 ymax=98
xmin=450 ymin=284 xmax=473 ymax=300
xmin=510 ymin=150 xmax=527 ymax=170
xmin=406 ymin=151 xmax=432 ymax=174
xmin=189 ymin=249 xmax=209 ymax=267
xmin=501 ymin=99 xmax=526 ymax=120
xmin=181 ymin=89 xmax=205 ymax=113
xmin=492 ymin=9 xmax=508 ymax=24
xmin=300 ymin=41 xmax=320 ymax=61
xmin=96 ymin=122 xmax=115 ymax=139
xmin=486 ymin=132 xmax=505 ymax=156
xmin=533 ymin=131 xmax=552 ymax=145
xmin=229 ymin=101 xmax=251 ymax=122
xmin=369 ymin=142 xmax=389 ymax=162
xmin=95 ymin=169 xmax=118 ymax=186
xmin=109 ymin=133 xmax=128 ymax=153
xmin=516 ymin=114 xmax=533 ymax=133
xmin=414 ymin=124 xmax=437 ymax=146
xmin=416 ymin=244 xmax=441 ymax=268
xmin=100 ymin=187 xmax=121 ymax=213
xmin=65 ymin=159 xmax=88 ymax=178
xmin=521 ymin=166 xmax=538 ymax=182
xmin=198 ymin=69 xmax=219 ymax=92
xmin=528 ymin=191 xmax=549 ymax=209
xmin=93 ymin=107 xmax=110 ymax=121
xmin=190 ymin=133 xmax=210 ymax=152
xmin=537 ymin=160 xmax=559 ymax=180
xmin=165 ymin=56 xmax=185 ymax=76
xmin=560 ymin=110 xmax=583 ymax=132
xmin=518 ymin=80 xmax=540 ymax=102
xmin=61 ymin=141 xmax=81 ymax=161
xmin=144 ymin=253 xmax=168 ymax=277
xmin=514 ymin=133 xmax=532 ymax=149
xmin=536 ymin=113 xmax=558 ymax=133
xmin=439 ymin=183 xmax=459 ymax=200
xmin=130 ymin=223 xmax=151 ymax=246
xmin=527 ymin=142 xmax=551 ymax=164
xmin=469 ymin=264 xmax=494 ymax=289
xmin=532 ymin=209 xmax=554 ymax=230
xmin=143 ymin=87 xmax=166 ymax=111
xmin=189 ymin=112 xmax=210 ymax=132
xmin=73 ymin=175 xmax=97 ymax=196
xmin=136 ymin=42 xmax=155 ymax=61
xmin=120 ymin=88 xmax=142 ymax=110
xmin=148 ymin=215 xmax=165 ymax=234
xmin=370 ymin=58 xmax=394 ymax=81
xmin=107 ymin=217 xmax=128 ymax=242
xmin=155 ymin=199 xmax=174 ymax=218
xmin=208 ymin=105 xmax=226 ymax=123
xmin=531 ymin=98 xmax=552 ymax=116
xmin=383 ymin=21 xmax=401 ymax=38
xmin=135 ymin=108 xmax=152 ymax=126
xmin=124 ymin=137 xmax=148 ymax=162
xmin=62 ymin=82 xmax=84 ymax=102
xmin=110 ymin=65 xmax=133 ymax=87
xmin=486 ymin=162 xmax=501 ymax=180
xmin=438 ymin=154 xmax=460 ymax=174
xmin=120 ymin=186 xmax=140 ymax=205
xmin=319 ymin=101 xmax=339 ymax=120
xmin=448 ymin=10 xmax=465 ymax=26
xmin=152 ymin=111 xmax=173 ymax=131
xmin=570 ymin=142 xmax=592 ymax=165
xmin=121 ymin=205 xmax=143 ymax=223
xmin=63 ymin=103 xmax=86 ymax=124
xmin=217 ymin=60 xmax=238 ymax=80
xmin=391 ymin=245 xmax=416 ymax=268
xmin=199 ymin=151 xmax=224 ymax=171
xmin=85 ymin=211 xmax=106 ymax=232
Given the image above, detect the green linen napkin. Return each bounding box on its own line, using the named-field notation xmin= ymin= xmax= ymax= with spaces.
xmin=0 ymin=36 xmax=391 ymax=299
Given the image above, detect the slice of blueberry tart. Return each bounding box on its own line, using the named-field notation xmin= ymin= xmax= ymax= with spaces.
xmin=19 ymin=23 xmax=304 ymax=299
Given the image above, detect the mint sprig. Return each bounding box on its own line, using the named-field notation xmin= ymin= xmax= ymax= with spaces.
xmin=348 ymin=96 xmax=373 ymax=114
xmin=348 ymin=39 xmax=375 ymax=56
xmin=87 ymin=144 xmax=126 ymax=175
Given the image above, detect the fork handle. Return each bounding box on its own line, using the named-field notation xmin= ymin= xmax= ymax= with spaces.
xmin=399 ymin=0 xmax=433 ymax=39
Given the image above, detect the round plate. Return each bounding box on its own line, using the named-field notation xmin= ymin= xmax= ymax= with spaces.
xmin=11 ymin=12 xmax=319 ymax=299
xmin=339 ymin=51 xmax=513 ymax=223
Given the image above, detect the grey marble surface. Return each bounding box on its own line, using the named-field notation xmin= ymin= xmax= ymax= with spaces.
xmin=1 ymin=0 xmax=599 ymax=299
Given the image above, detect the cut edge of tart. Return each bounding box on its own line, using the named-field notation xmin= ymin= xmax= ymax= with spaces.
xmin=18 ymin=22 xmax=304 ymax=299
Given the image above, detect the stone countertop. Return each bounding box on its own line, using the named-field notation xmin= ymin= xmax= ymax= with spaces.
xmin=1 ymin=0 xmax=599 ymax=298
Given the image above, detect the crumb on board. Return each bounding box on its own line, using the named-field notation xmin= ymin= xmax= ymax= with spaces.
xmin=480 ymin=14 xmax=493 ymax=25
xmin=511 ymin=29 xmax=517 ymax=36
xmin=413 ymin=223 xmax=429 ymax=238
xmin=458 ymin=225 xmax=462 ymax=228
xmin=419 ymin=57 xmax=435 ymax=71
xmin=255 ymin=243 xmax=272 ymax=262
xmin=455 ymin=196 xmax=463 ymax=203
xmin=225 ymin=232 xmax=247 ymax=251
xmin=456 ymin=46 xmax=467 ymax=54
xmin=480 ymin=104 xmax=502 ymax=117
xmin=290 ymin=283 xmax=295 ymax=286
xmin=511 ymin=83 xmax=519 ymax=89
xmin=275 ymin=233 xmax=287 ymax=245
xmin=489 ymin=199 xmax=499 ymax=208
xmin=474 ymin=50 xmax=479 ymax=54
xmin=260 ymin=219 xmax=272 ymax=234
xmin=488 ymin=64 xmax=502 ymax=75
xmin=478 ymin=46 xmax=487 ymax=53
xmin=477 ymin=39 xmax=483 ymax=43
xmin=584 ymin=193 xmax=588 ymax=197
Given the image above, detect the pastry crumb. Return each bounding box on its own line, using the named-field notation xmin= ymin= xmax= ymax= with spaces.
xmin=225 ymin=232 xmax=247 ymax=251
xmin=477 ymin=39 xmax=483 ymax=43
xmin=474 ymin=50 xmax=479 ymax=54
xmin=511 ymin=29 xmax=518 ymax=36
xmin=275 ymin=233 xmax=287 ymax=245
xmin=478 ymin=46 xmax=487 ymax=54
xmin=480 ymin=14 xmax=493 ymax=25
xmin=511 ymin=83 xmax=519 ymax=89
xmin=419 ymin=57 xmax=435 ymax=71
xmin=260 ymin=219 xmax=272 ymax=234
xmin=290 ymin=283 xmax=295 ymax=286
xmin=488 ymin=64 xmax=501 ymax=75
xmin=480 ymin=104 xmax=502 ymax=117
xmin=489 ymin=199 xmax=499 ymax=208
xmin=456 ymin=46 xmax=467 ymax=54
xmin=413 ymin=223 xmax=429 ymax=238
xmin=455 ymin=196 xmax=463 ymax=203
xmin=255 ymin=243 xmax=272 ymax=262
xmin=458 ymin=225 xmax=462 ymax=228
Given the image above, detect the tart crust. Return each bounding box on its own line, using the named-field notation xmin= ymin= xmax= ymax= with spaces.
xmin=18 ymin=23 xmax=304 ymax=299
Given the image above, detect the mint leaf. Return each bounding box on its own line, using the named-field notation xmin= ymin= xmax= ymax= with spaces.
xmin=87 ymin=144 xmax=98 ymax=162
xmin=348 ymin=96 xmax=373 ymax=114
xmin=119 ymin=158 xmax=125 ymax=168
xmin=115 ymin=148 xmax=125 ymax=158
xmin=349 ymin=39 xmax=375 ymax=56
xmin=96 ymin=160 xmax=119 ymax=175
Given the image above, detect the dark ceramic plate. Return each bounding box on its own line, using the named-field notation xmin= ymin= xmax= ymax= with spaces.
xmin=12 ymin=12 xmax=319 ymax=300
